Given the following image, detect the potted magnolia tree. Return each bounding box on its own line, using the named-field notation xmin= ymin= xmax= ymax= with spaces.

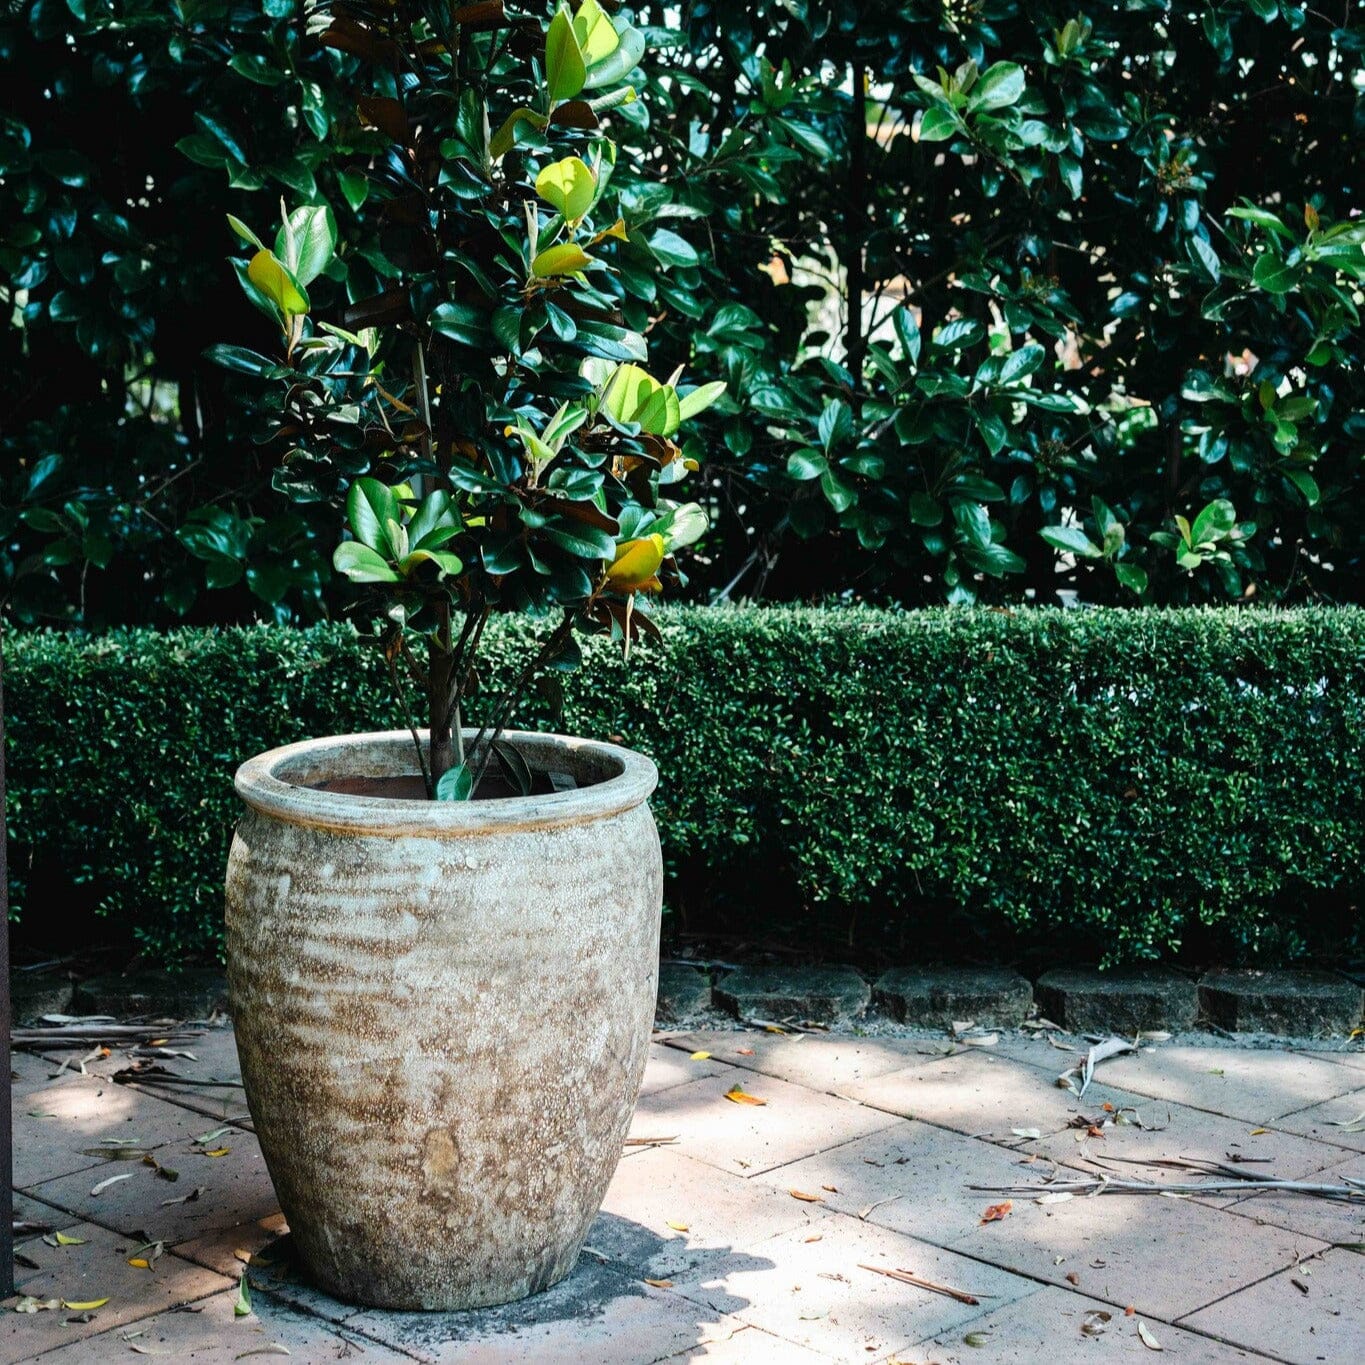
xmin=211 ymin=0 xmax=722 ymax=1311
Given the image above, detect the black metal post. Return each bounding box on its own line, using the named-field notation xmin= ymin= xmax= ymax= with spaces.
xmin=1 ymin=631 xmax=12 ymax=1299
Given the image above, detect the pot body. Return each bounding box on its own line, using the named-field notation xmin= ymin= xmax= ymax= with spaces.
xmin=225 ymin=730 xmax=662 ymax=1310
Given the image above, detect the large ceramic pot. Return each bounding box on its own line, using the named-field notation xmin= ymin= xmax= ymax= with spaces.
xmin=225 ymin=730 xmax=662 ymax=1310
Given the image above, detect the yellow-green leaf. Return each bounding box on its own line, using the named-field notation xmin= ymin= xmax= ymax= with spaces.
xmin=546 ymin=4 xmax=586 ymax=103
xmin=246 ymin=250 xmax=308 ymax=319
xmin=61 ymin=1299 xmax=109 ymax=1311
xmin=606 ymin=534 xmax=666 ymax=591
xmin=573 ymin=0 xmax=620 ymax=66
xmin=535 ymin=156 xmax=596 ymax=224
xmin=532 ymin=242 xmax=597 ymax=277
xmin=490 ymin=107 xmax=549 ymax=160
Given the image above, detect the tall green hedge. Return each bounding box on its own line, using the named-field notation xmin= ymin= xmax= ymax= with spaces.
xmin=6 ymin=608 xmax=1363 ymax=966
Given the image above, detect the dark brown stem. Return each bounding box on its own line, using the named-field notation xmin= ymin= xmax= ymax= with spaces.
xmin=427 ymin=600 xmax=456 ymax=787
xmin=845 ymin=63 xmax=868 ymax=410
xmin=468 ymin=611 xmax=577 ymax=791
xmin=387 ymin=647 xmax=433 ymax=798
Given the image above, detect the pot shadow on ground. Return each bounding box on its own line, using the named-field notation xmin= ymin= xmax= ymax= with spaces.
xmin=251 ymin=1215 xmax=772 ymax=1360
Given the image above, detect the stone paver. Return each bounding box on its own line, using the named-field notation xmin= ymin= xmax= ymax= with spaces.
xmin=2 ymin=1219 xmax=234 ymax=1363
xmin=874 ymin=966 xmax=1033 ymax=1029
xmin=838 ymin=1050 xmax=1138 ymax=1142
xmin=663 ymin=1029 xmax=917 ymax=1091
xmin=916 ymin=1285 xmax=1276 ymax=1363
xmin=1199 ymin=968 xmax=1364 ymax=1036
xmin=29 ymin=1123 xmax=274 ymax=1278
xmin=34 ymin=1285 xmax=410 ymax=1363
xmin=639 ymin=1042 xmax=732 ymax=1098
xmin=656 ymin=964 xmax=712 ymax=1023
xmin=10 ymin=1019 xmax=1365 ymax=1364
xmin=13 ymin=1073 xmax=222 ymax=1188
xmin=345 ymin=1253 xmax=749 ymax=1364
xmin=1030 ymin=1093 xmax=1346 ymax=1189
xmin=1181 ymin=1248 xmax=1365 ymax=1364
xmin=591 ymin=1144 xmax=829 ymax=1282
xmin=751 ymin=1119 xmax=1044 ymax=1248
xmin=1035 ymin=966 xmax=1199 ymax=1033
xmin=1050 ymin=1043 xmax=1364 ymax=1124
xmin=629 ymin=1069 xmax=897 ymax=1176
xmin=669 ymin=1213 xmax=1038 ymax=1361
xmin=1223 ymin=1151 xmax=1365 ymax=1244
xmin=947 ymin=1188 xmax=1327 ymax=1320
xmin=1270 ymin=1088 xmax=1365 ymax=1153
xmin=713 ymin=964 xmax=872 ymax=1025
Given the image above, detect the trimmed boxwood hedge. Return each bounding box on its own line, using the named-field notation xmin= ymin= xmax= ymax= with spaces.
xmin=5 ymin=607 xmax=1363 ymax=966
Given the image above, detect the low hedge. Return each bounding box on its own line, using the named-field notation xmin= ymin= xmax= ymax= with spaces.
xmin=5 ymin=608 xmax=1364 ymax=966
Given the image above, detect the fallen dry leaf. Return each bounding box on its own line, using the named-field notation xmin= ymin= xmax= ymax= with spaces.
xmin=821 ymin=1184 xmax=838 ymax=1193
xmin=789 ymin=1189 xmax=824 ymax=1203
xmin=724 ymin=1084 xmax=766 ymax=1106
xmin=1035 ymin=1192 xmax=1074 ymax=1205
xmin=1065 ymin=1272 xmax=1080 ymax=1286
xmin=980 ymin=1200 xmax=1013 ymax=1224
xmin=736 ymin=1047 xmax=754 ymax=1056
xmin=1081 ymin=1310 xmax=1112 ymax=1338
xmin=804 ymin=1235 xmax=823 ymax=1243
xmin=203 ymin=1147 xmax=231 ymax=1158
xmin=1137 ymin=1321 xmax=1163 ymax=1351
xmin=1250 ymin=1127 xmax=1268 ymax=1135
xmin=43 ymin=1232 xmax=87 ymax=1248
xmin=234 ymin=1348 xmax=291 ymax=1360
xmin=643 ymin=1277 xmax=673 ymax=1289
xmin=1125 ymin=1305 xmax=1136 ymax=1316
xmin=90 ymin=1173 xmax=134 ymax=1196
xmin=15 ymin=1297 xmax=62 ymax=1314
xmin=665 ymin=1219 xmax=689 ymax=1233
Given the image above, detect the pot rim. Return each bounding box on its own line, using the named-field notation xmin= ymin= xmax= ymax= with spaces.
xmin=234 ymin=728 xmax=658 ymax=837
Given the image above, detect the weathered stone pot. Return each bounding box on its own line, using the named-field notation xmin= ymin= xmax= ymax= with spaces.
xmin=225 ymin=730 xmax=662 ymax=1311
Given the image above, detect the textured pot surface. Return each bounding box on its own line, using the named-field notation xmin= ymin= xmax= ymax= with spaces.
xmin=226 ymin=730 xmax=662 ymax=1310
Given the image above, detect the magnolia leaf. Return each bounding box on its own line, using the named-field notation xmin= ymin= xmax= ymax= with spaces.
xmin=275 ymin=205 xmax=336 ymax=287
xmin=226 ymin=214 xmax=265 ymax=250
xmin=583 ymin=23 xmax=645 ymax=89
xmin=724 ymin=1084 xmax=766 ymax=1106
xmin=676 ymin=380 xmax=727 ymax=423
xmin=532 ymin=242 xmax=597 ymax=277
xmin=606 ymin=534 xmax=666 ymax=591
xmin=437 ymin=764 xmax=474 ymax=802
xmin=246 ymin=250 xmax=308 ymax=319
xmin=573 ymin=0 xmax=620 ymax=65
xmin=90 ymin=1173 xmax=135 ymax=1196
xmin=333 ymin=542 xmax=399 ymax=583
xmin=1137 ymin=1322 xmax=1164 ymax=1352
xmin=657 ymin=502 xmax=708 ymax=551
xmin=346 ymin=478 xmax=401 ymax=555
xmin=970 ymin=61 xmax=1025 ymax=110
xmin=490 ymin=107 xmax=548 ymax=160
xmin=546 ymin=4 xmax=587 ymax=103
xmin=535 ymin=156 xmax=597 ymax=224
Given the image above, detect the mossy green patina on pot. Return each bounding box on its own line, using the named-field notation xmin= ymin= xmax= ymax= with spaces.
xmin=225 ymin=730 xmax=662 ymax=1311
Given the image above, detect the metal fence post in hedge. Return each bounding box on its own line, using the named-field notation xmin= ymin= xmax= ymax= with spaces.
xmin=1 ymin=636 xmax=12 ymax=1299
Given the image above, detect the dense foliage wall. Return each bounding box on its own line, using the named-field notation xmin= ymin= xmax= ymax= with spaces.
xmin=2 ymin=2 xmax=1363 ymax=623
xmin=6 ymin=608 xmax=1363 ymax=967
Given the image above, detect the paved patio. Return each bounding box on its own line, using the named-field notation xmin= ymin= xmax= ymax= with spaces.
xmin=7 ymin=1023 xmax=1365 ymax=1363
